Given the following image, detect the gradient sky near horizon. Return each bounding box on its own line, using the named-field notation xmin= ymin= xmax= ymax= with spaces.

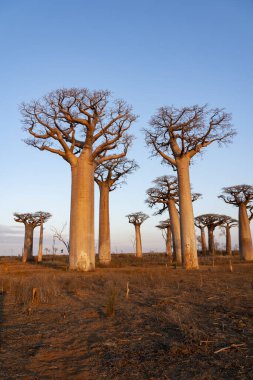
xmin=0 ymin=0 xmax=253 ymax=255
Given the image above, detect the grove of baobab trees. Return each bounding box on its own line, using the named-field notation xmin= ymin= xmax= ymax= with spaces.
xmin=95 ymin=158 xmax=138 ymax=264
xmin=145 ymin=105 xmax=235 ymax=269
xmin=219 ymin=185 xmax=253 ymax=260
xmin=126 ymin=212 xmax=149 ymax=258
xmin=195 ymin=214 xmax=228 ymax=255
xmin=14 ymin=212 xmax=50 ymax=263
xmin=21 ymin=88 xmax=136 ymax=271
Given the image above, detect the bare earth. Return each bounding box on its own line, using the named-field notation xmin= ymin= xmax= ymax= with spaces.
xmin=0 ymin=254 xmax=253 ymax=380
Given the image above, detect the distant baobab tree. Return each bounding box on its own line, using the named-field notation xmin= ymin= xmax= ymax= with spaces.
xmin=194 ymin=216 xmax=207 ymax=256
xmin=126 ymin=212 xmax=149 ymax=258
xmin=220 ymin=216 xmax=238 ymax=256
xmin=36 ymin=211 xmax=52 ymax=262
xmin=156 ymin=219 xmax=172 ymax=261
xmin=195 ymin=214 xmax=228 ymax=255
xmin=146 ymin=176 xmax=181 ymax=264
xmin=145 ymin=105 xmax=235 ymax=269
xmin=95 ymin=158 xmax=138 ymax=264
xmin=21 ymin=88 xmax=136 ymax=271
xmin=14 ymin=212 xmax=42 ymax=263
xmin=146 ymin=175 xmax=201 ymax=265
xmin=219 ymin=185 xmax=253 ymax=260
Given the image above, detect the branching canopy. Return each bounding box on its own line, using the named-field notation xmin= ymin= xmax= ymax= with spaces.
xmin=21 ymin=88 xmax=137 ymax=166
xmin=195 ymin=214 xmax=228 ymax=230
xmin=146 ymin=175 xmax=201 ymax=215
xmin=156 ymin=219 xmax=171 ymax=230
xmin=34 ymin=211 xmax=52 ymax=223
xmin=219 ymin=185 xmax=253 ymax=207
xmin=14 ymin=212 xmax=44 ymax=228
xmin=145 ymin=105 xmax=235 ymax=167
xmin=126 ymin=212 xmax=149 ymax=225
xmin=220 ymin=216 xmax=238 ymax=229
xmin=94 ymin=157 xmax=138 ymax=191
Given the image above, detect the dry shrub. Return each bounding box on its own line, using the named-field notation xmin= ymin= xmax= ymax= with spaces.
xmin=105 ymin=281 xmax=119 ymax=317
xmin=10 ymin=274 xmax=61 ymax=306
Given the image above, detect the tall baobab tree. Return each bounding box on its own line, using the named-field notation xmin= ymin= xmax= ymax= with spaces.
xmin=195 ymin=214 xmax=228 ymax=256
xmin=220 ymin=216 xmax=238 ymax=256
xmin=146 ymin=176 xmax=181 ymax=264
xmin=95 ymin=158 xmax=138 ymax=264
xmin=145 ymin=105 xmax=235 ymax=269
xmin=156 ymin=219 xmax=172 ymax=261
xmin=126 ymin=212 xmax=149 ymax=258
xmin=219 ymin=185 xmax=253 ymax=260
xmin=36 ymin=211 xmax=52 ymax=262
xmin=194 ymin=216 xmax=207 ymax=256
xmin=21 ymin=88 xmax=136 ymax=271
xmin=14 ymin=212 xmax=42 ymax=263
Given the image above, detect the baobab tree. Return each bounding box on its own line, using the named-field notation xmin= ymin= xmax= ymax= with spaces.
xmin=21 ymin=88 xmax=136 ymax=271
xmin=219 ymin=185 xmax=253 ymax=260
xmin=36 ymin=211 xmax=52 ymax=262
xmin=14 ymin=212 xmax=42 ymax=263
xmin=156 ymin=219 xmax=172 ymax=261
xmin=146 ymin=176 xmax=181 ymax=264
xmin=194 ymin=216 xmax=207 ymax=256
xmin=146 ymin=175 xmax=201 ymax=265
xmin=95 ymin=158 xmax=138 ymax=264
xmin=145 ymin=105 xmax=235 ymax=269
xmin=126 ymin=212 xmax=149 ymax=257
xmin=195 ymin=214 xmax=228 ymax=256
xmin=220 ymin=216 xmax=238 ymax=256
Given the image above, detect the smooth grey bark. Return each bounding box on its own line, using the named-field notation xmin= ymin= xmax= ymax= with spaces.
xmin=200 ymin=227 xmax=207 ymax=256
xmin=69 ymin=150 xmax=95 ymax=271
xmin=208 ymin=226 xmax=215 ymax=256
xmin=98 ymin=182 xmax=111 ymax=264
xmin=135 ymin=224 xmax=142 ymax=258
xmin=23 ymin=225 xmax=34 ymax=263
xmin=177 ymin=157 xmax=198 ymax=268
xmin=37 ymin=222 xmax=43 ymax=262
xmin=239 ymin=203 xmax=253 ymax=261
xmin=168 ymin=199 xmax=181 ymax=265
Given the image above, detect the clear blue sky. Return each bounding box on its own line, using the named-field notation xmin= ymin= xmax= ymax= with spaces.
xmin=0 ymin=0 xmax=252 ymax=255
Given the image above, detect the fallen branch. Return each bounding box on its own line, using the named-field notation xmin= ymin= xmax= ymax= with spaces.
xmin=214 ymin=343 xmax=246 ymax=354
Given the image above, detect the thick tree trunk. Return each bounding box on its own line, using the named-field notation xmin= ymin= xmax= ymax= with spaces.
xmin=208 ymin=226 xmax=215 ymax=256
xmin=37 ymin=222 xmax=43 ymax=262
xmin=166 ymin=225 xmax=173 ymax=261
xmin=69 ymin=149 xmax=95 ymax=271
xmin=135 ymin=224 xmax=142 ymax=258
xmin=200 ymin=227 xmax=207 ymax=256
xmin=22 ymin=225 xmax=34 ymax=263
xmin=239 ymin=204 xmax=253 ymax=261
xmin=168 ymin=199 xmax=182 ymax=265
xmin=176 ymin=157 xmax=198 ymax=269
xmin=226 ymin=226 xmax=232 ymax=256
xmin=98 ymin=182 xmax=111 ymax=264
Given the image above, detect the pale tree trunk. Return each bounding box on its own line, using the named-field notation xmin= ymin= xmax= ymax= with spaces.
xmin=239 ymin=203 xmax=253 ymax=261
xmin=135 ymin=224 xmax=142 ymax=258
xmin=176 ymin=157 xmax=198 ymax=269
xmin=37 ymin=222 xmax=43 ymax=262
xmin=98 ymin=182 xmax=111 ymax=264
xmin=69 ymin=149 xmax=95 ymax=271
xmin=22 ymin=225 xmax=34 ymax=263
xmin=166 ymin=226 xmax=173 ymax=262
xmin=168 ymin=199 xmax=181 ymax=265
xmin=208 ymin=227 xmax=215 ymax=256
xmin=226 ymin=226 xmax=232 ymax=256
xmin=200 ymin=227 xmax=207 ymax=256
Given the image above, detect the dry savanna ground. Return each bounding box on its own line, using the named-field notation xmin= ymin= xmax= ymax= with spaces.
xmin=0 ymin=254 xmax=253 ymax=380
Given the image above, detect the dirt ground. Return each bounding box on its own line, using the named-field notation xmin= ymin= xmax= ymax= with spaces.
xmin=0 ymin=254 xmax=253 ymax=380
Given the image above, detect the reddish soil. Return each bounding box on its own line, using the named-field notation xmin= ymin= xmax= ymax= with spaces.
xmin=0 ymin=254 xmax=253 ymax=379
